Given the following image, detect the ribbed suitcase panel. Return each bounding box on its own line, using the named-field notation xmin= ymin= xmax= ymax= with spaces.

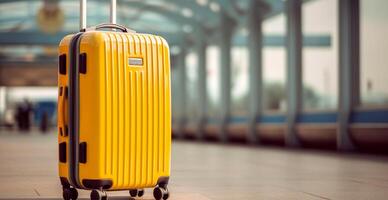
xmin=100 ymin=32 xmax=169 ymax=189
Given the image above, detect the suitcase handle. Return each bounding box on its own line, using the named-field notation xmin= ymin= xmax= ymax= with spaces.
xmin=80 ymin=0 xmax=136 ymax=32
xmin=82 ymin=23 xmax=136 ymax=33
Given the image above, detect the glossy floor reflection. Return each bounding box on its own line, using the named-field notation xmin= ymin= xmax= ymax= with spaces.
xmin=1 ymin=130 xmax=388 ymax=200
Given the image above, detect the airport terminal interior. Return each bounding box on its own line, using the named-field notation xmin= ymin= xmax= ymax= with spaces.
xmin=1 ymin=0 xmax=388 ymax=199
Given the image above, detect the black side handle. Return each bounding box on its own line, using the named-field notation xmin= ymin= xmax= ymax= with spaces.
xmin=59 ymin=142 xmax=67 ymax=163
xmin=59 ymin=54 xmax=67 ymax=75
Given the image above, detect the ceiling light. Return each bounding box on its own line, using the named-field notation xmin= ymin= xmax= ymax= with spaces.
xmin=209 ymin=2 xmax=220 ymax=12
xmin=181 ymin=8 xmax=193 ymax=18
xmin=196 ymin=0 xmax=208 ymax=6
xmin=183 ymin=25 xmax=193 ymax=33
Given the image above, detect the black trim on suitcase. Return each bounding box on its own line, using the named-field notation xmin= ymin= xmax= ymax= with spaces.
xmin=68 ymin=32 xmax=84 ymax=189
xmin=64 ymin=86 xmax=68 ymax=98
xmin=63 ymin=125 xmax=68 ymax=137
xmin=79 ymin=53 xmax=87 ymax=74
xmin=79 ymin=142 xmax=87 ymax=163
xmin=59 ymin=54 xmax=67 ymax=75
xmin=82 ymin=179 xmax=113 ymax=189
xmin=59 ymin=142 xmax=67 ymax=163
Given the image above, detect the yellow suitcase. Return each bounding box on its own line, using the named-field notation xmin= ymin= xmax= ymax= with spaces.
xmin=57 ymin=2 xmax=171 ymax=200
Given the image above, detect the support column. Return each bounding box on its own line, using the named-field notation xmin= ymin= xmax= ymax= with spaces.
xmin=247 ymin=0 xmax=267 ymax=144
xmin=177 ymin=43 xmax=188 ymax=139
xmin=219 ymin=12 xmax=235 ymax=142
xmin=338 ymin=0 xmax=359 ymax=151
xmin=197 ymin=27 xmax=208 ymax=140
xmin=286 ymin=0 xmax=302 ymax=147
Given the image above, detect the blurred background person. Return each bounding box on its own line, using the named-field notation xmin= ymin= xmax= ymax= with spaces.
xmin=15 ymin=98 xmax=33 ymax=132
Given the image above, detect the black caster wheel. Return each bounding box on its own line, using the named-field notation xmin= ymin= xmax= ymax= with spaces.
xmin=63 ymin=187 xmax=78 ymax=200
xmin=163 ymin=188 xmax=169 ymax=200
xmin=69 ymin=188 xmax=78 ymax=200
xmin=138 ymin=189 xmax=145 ymax=197
xmin=63 ymin=188 xmax=71 ymax=200
xmin=153 ymin=187 xmax=169 ymax=200
xmin=130 ymin=189 xmax=145 ymax=198
xmin=90 ymin=189 xmax=107 ymax=200
xmin=129 ymin=189 xmax=138 ymax=197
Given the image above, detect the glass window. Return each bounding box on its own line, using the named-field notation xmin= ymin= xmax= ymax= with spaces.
xmin=360 ymin=0 xmax=388 ymax=106
xmin=262 ymin=13 xmax=287 ymax=111
xmin=185 ymin=52 xmax=200 ymax=124
xmin=231 ymin=30 xmax=249 ymax=116
xmin=0 ymin=86 xmax=6 ymax=113
xmin=0 ymin=87 xmax=6 ymax=120
xmin=302 ymin=0 xmax=338 ymax=110
xmin=206 ymin=46 xmax=221 ymax=120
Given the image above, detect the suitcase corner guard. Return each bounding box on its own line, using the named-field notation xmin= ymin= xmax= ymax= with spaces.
xmin=157 ymin=176 xmax=170 ymax=187
xmin=60 ymin=177 xmax=70 ymax=188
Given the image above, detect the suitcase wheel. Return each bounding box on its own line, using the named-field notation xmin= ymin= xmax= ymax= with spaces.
xmin=62 ymin=187 xmax=78 ymax=200
xmin=129 ymin=189 xmax=144 ymax=197
xmin=90 ymin=189 xmax=107 ymax=200
xmin=153 ymin=186 xmax=169 ymax=200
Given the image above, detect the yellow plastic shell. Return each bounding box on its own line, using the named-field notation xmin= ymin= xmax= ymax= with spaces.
xmin=58 ymin=31 xmax=171 ymax=190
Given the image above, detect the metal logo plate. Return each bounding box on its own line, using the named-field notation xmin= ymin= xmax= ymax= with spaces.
xmin=128 ymin=57 xmax=143 ymax=66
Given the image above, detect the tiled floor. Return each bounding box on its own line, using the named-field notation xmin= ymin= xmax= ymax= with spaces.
xmin=1 ymin=130 xmax=388 ymax=200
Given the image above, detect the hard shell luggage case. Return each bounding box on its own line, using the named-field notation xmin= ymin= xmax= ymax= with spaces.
xmin=57 ymin=1 xmax=171 ymax=199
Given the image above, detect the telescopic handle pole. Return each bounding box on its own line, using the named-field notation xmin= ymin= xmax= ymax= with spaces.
xmin=80 ymin=0 xmax=117 ymax=30
xmin=80 ymin=0 xmax=87 ymax=30
xmin=110 ymin=0 xmax=116 ymax=24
